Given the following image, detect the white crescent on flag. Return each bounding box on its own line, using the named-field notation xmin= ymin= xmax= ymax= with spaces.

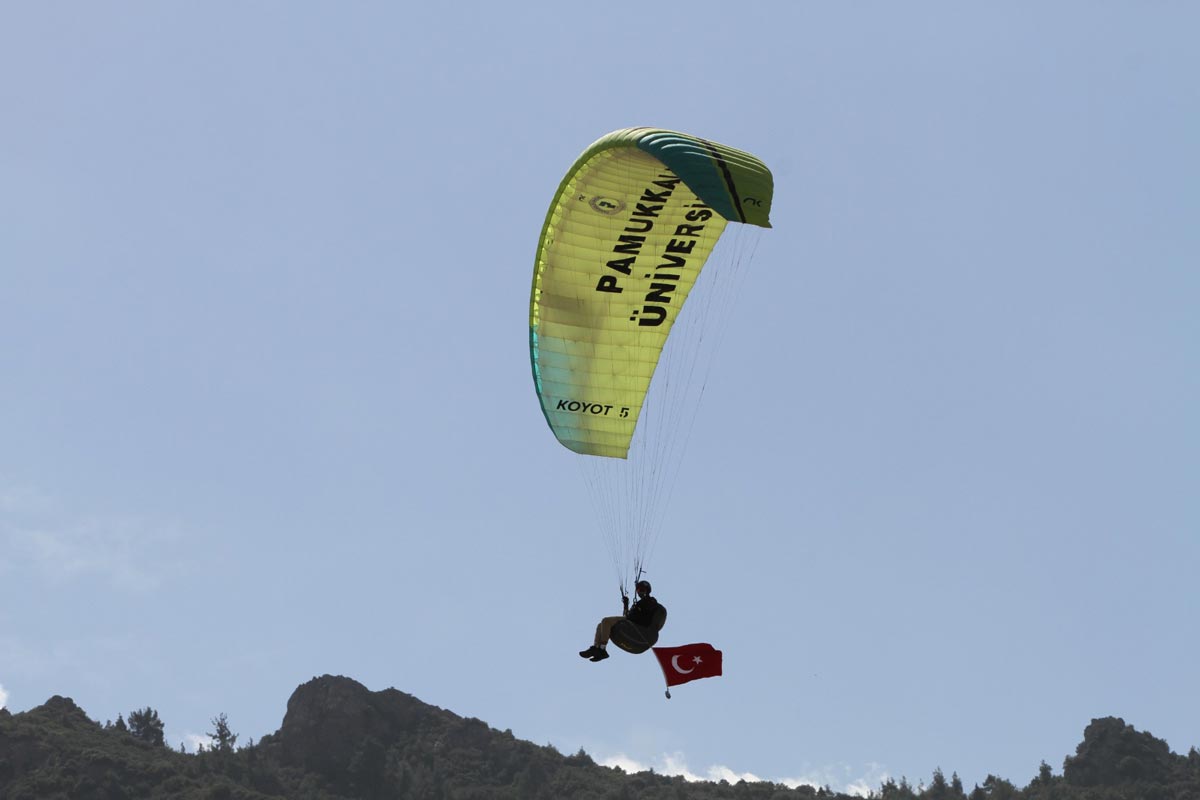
xmin=670 ymin=655 xmax=695 ymax=674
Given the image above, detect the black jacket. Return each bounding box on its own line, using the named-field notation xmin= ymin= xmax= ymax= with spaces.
xmin=625 ymin=595 xmax=661 ymax=627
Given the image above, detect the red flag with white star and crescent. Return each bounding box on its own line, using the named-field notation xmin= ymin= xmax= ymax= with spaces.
xmin=652 ymin=643 xmax=722 ymax=688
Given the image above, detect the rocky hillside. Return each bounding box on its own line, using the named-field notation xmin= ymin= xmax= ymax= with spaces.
xmin=1 ymin=675 xmax=1197 ymax=799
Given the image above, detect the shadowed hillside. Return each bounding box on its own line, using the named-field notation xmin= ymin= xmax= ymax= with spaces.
xmin=1 ymin=675 xmax=1198 ymax=799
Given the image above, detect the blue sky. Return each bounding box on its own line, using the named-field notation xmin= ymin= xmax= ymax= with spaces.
xmin=2 ymin=2 xmax=1197 ymax=793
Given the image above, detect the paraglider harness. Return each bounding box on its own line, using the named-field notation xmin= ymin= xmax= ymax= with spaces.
xmin=610 ymin=583 xmax=668 ymax=655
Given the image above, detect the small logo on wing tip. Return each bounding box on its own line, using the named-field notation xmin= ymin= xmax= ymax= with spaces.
xmin=588 ymin=196 xmax=626 ymax=215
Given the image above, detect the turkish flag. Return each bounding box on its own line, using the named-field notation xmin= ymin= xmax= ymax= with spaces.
xmin=652 ymin=643 xmax=722 ymax=688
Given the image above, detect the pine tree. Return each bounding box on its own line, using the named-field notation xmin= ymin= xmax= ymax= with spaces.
xmin=128 ymin=707 xmax=165 ymax=746
xmin=207 ymin=712 xmax=238 ymax=753
xmin=926 ymin=767 xmax=950 ymax=799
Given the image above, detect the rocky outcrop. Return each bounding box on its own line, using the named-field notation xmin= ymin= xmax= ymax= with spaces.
xmin=1063 ymin=716 xmax=1176 ymax=786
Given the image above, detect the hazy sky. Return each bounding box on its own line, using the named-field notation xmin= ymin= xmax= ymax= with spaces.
xmin=2 ymin=3 xmax=1197 ymax=793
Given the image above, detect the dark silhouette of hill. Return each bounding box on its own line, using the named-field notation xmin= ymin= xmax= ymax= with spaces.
xmin=1 ymin=674 xmax=1198 ymax=799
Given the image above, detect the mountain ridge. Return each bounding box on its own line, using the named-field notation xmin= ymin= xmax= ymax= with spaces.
xmin=1 ymin=674 xmax=1197 ymax=799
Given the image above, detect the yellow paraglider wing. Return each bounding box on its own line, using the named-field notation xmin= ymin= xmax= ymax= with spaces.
xmin=529 ymin=128 xmax=773 ymax=457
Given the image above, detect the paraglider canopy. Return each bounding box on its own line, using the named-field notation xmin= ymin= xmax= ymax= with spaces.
xmin=529 ymin=127 xmax=774 ymax=459
xmin=529 ymin=126 xmax=774 ymax=591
